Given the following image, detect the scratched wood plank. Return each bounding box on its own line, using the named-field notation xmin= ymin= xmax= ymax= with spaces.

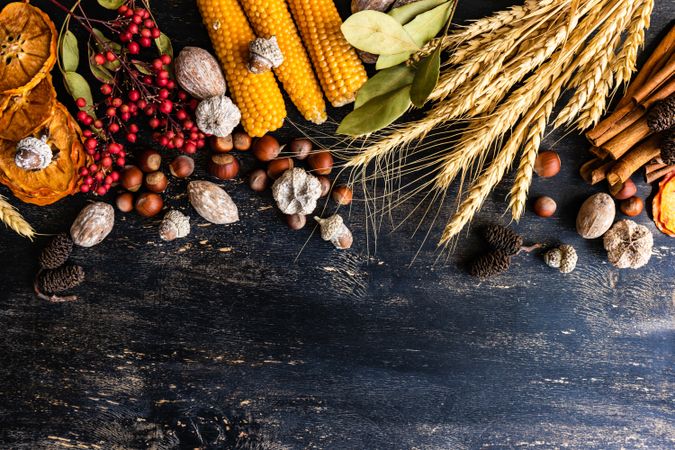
xmin=0 ymin=1 xmax=673 ymax=449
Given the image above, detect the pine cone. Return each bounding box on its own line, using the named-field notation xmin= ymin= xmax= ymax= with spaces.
xmin=469 ymin=250 xmax=511 ymax=278
xmin=647 ymin=94 xmax=675 ymax=132
xmin=482 ymin=224 xmax=523 ymax=255
xmin=662 ymin=131 xmax=675 ymax=165
xmin=38 ymin=265 xmax=85 ymax=294
xmin=39 ymin=233 xmax=73 ymax=269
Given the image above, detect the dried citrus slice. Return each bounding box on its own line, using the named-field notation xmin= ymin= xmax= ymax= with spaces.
xmin=653 ymin=172 xmax=675 ymax=237
xmin=0 ymin=75 xmax=56 ymax=141
xmin=0 ymin=103 xmax=88 ymax=205
xmin=0 ymin=2 xmax=57 ymax=95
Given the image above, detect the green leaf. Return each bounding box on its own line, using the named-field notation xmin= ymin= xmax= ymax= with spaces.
xmin=155 ymin=33 xmax=173 ymax=58
xmin=132 ymin=60 xmax=153 ymax=75
xmin=389 ymin=0 xmax=448 ymax=24
xmin=91 ymin=28 xmax=121 ymax=53
xmin=63 ymin=71 xmax=96 ymax=117
xmin=337 ymin=85 xmax=411 ymax=136
xmin=88 ymin=45 xmax=114 ymax=83
xmin=341 ymin=10 xmax=419 ymax=55
xmin=410 ymin=45 xmax=441 ymax=107
xmin=355 ymin=64 xmax=415 ymax=109
xmin=376 ymin=1 xmax=453 ymax=69
xmin=60 ymin=30 xmax=79 ymax=72
xmin=97 ymin=0 xmax=125 ymax=9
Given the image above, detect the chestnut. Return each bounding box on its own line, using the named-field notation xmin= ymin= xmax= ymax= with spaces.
xmin=121 ymin=165 xmax=143 ymax=192
xmin=233 ymin=131 xmax=252 ymax=151
xmin=135 ymin=192 xmax=163 ymax=218
xmin=308 ymin=151 xmax=334 ymax=175
xmin=208 ymin=153 xmax=240 ymax=180
xmin=317 ymin=175 xmax=331 ymax=197
xmin=286 ymin=214 xmax=306 ymax=230
xmin=620 ymin=196 xmax=643 ymax=216
xmin=169 ymin=155 xmax=195 ymax=178
xmin=612 ymin=178 xmax=637 ymax=200
xmin=210 ymin=135 xmax=233 ymax=153
xmin=331 ymin=185 xmax=353 ymax=205
xmin=533 ymin=150 xmax=561 ymax=178
xmin=249 ymin=169 xmax=269 ymax=192
xmin=290 ymin=138 xmax=312 ymax=160
xmin=138 ymin=148 xmax=162 ymax=173
xmin=116 ymin=192 xmax=135 ymax=213
xmin=533 ymin=195 xmax=557 ymax=217
xmin=267 ymin=157 xmax=294 ymax=179
xmin=145 ymin=171 xmax=168 ymax=193
xmin=252 ymin=135 xmax=281 ymax=161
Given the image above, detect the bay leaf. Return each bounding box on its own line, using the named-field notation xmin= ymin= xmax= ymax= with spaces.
xmin=132 ymin=60 xmax=153 ymax=75
xmin=88 ymin=45 xmax=114 ymax=83
xmin=63 ymin=71 xmax=95 ymax=116
xmin=60 ymin=30 xmax=79 ymax=72
xmin=410 ymin=44 xmax=441 ymax=107
xmin=97 ymin=0 xmax=125 ymax=9
xmin=389 ymin=0 xmax=448 ymax=24
xmin=355 ymin=64 xmax=415 ymax=108
xmin=337 ymin=85 xmax=411 ymax=136
xmin=341 ymin=10 xmax=419 ymax=55
xmin=155 ymin=33 xmax=173 ymax=58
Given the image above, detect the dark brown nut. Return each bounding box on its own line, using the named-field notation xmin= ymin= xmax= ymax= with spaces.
xmin=210 ymin=135 xmax=233 ymax=153
xmin=533 ymin=196 xmax=556 ymax=217
xmin=121 ymin=165 xmax=143 ymax=192
xmin=331 ymin=185 xmax=353 ymax=205
xmin=116 ymin=192 xmax=135 ymax=213
xmin=145 ymin=171 xmax=169 ymax=193
xmin=135 ymin=192 xmax=164 ymax=218
xmin=233 ymin=131 xmax=253 ymax=151
xmin=620 ymin=196 xmax=643 ymax=216
xmin=286 ymin=213 xmax=306 ymax=230
xmin=248 ymin=169 xmax=269 ymax=192
xmin=533 ymin=151 xmax=561 ymax=177
xmin=252 ymin=135 xmax=281 ymax=161
xmin=267 ymin=158 xmax=294 ymax=179
xmin=208 ymin=154 xmax=240 ymax=180
xmin=138 ymin=149 xmax=162 ymax=173
xmin=169 ymin=155 xmax=195 ymax=178
xmin=289 ymin=138 xmax=312 ymax=160
xmin=308 ymin=151 xmax=334 ymax=175
xmin=612 ymin=178 xmax=637 ymax=200
xmin=317 ymin=176 xmax=331 ymax=197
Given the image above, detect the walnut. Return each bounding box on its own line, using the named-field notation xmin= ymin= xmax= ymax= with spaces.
xmin=15 ymin=136 xmax=52 ymax=171
xmin=174 ymin=47 xmax=227 ymax=100
xmin=248 ymin=36 xmax=284 ymax=74
xmin=576 ymin=193 xmax=615 ymax=239
xmin=314 ymin=215 xmax=353 ymax=250
xmin=159 ymin=210 xmax=190 ymax=241
xmin=70 ymin=202 xmax=115 ymax=248
xmin=195 ymin=95 xmax=241 ymax=138
xmin=603 ymin=220 xmax=653 ymax=269
xmin=272 ymin=168 xmax=322 ymax=215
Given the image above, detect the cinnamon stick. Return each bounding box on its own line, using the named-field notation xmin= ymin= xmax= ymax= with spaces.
xmin=645 ymin=160 xmax=666 ymax=175
xmin=601 ymin=118 xmax=651 ymax=159
xmin=607 ymin=135 xmax=662 ymax=185
xmin=591 ymin=161 xmax=615 ymax=185
xmin=580 ymin=158 xmax=604 ymax=184
xmin=646 ymin=164 xmax=675 ymax=183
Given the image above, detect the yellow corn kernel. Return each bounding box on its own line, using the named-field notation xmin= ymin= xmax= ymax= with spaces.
xmin=240 ymin=0 xmax=327 ymax=124
xmin=287 ymin=0 xmax=368 ymax=108
xmin=196 ymin=0 xmax=286 ymax=137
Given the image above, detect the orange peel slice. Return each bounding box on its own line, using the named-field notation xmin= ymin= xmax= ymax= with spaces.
xmin=0 ymin=75 xmax=56 ymax=141
xmin=653 ymin=172 xmax=675 ymax=237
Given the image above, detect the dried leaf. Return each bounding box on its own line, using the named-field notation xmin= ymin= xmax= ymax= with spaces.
xmin=341 ymin=10 xmax=419 ymax=55
xmin=60 ymin=30 xmax=79 ymax=72
xmin=97 ymin=0 xmax=125 ymax=9
xmin=337 ymin=85 xmax=411 ymax=136
xmin=355 ymin=64 xmax=415 ymax=108
xmin=132 ymin=60 xmax=153 ymax=75
xmin=155 ymin=33 xmax=173 ymax=58
xmin=389 ymin=0 xmax=448 ymax=24
xmin=63 ymin=71 xmax=95 ymax=117
xmin=411 ymin=44 xmax=441 ymax=107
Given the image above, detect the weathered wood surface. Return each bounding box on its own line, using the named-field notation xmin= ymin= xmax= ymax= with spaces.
xmin=0 ymin=1 xmax=673 ymax=449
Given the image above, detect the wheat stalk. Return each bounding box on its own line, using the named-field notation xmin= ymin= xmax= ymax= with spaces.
xmin=0 ymin=195 xmax=36 ymax=240
xmin=614 ymin=0 xmax=654 ymax=86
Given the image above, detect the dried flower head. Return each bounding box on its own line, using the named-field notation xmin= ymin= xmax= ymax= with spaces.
xmin=248 ymin=36 xmax=284 ymax=74
xmin=195 ymin=94 xmax=241 ymax=137
xmin=603 ymin=219 xmax=653 ymax=269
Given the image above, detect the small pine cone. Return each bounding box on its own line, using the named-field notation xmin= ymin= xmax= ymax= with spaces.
xmin=39 ymin=233 xmax=74 ymax=269
xmin=469 ymin=250 xmax=511 ymax=278
xmin=647 ymin=94 xmax=675 ymax=132
xmin=662 ymin=132 xmax=675 ymax=165
xmin=39 ymin=265 xmax=85 ymax=294
xmin=483 ymin=224 xmax=523 ymax=255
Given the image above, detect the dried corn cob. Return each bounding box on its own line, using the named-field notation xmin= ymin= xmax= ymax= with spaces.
xmin=240 ymin=0 xmax=327 ymax=124
xmin=287 ymin=0 xmax=368 ymax=107
xmin=196 ymin=0 xmax=286 ymax=137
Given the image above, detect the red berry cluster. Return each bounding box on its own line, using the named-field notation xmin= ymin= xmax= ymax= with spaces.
xmin=74 ymin=1 xmax=205 ymax=196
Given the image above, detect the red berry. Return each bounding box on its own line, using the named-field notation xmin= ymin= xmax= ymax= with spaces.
xmin=76 ymin=97 xmax=87 ymax=108
xmin=183 ymin=120 xmax=194 ymax=130
xmin=83 ymin=129 xmax=93 ymax=137
xmin=85 ymin=138 xmax=97 ymax=150
xmin=80 ymin=184 xmax=90 ymax=193
xmin=141 ymin=28 xmax=152 ymax=39
xmin=132 ymin=15 xmax=143 ymax=24
xmin=118 ymin=5 xmax=128 ymax=13
xmin=119 ymin=32 xmax=132 ymax=43
xmin=100 ymin=83 xmax=113 ymax=95
xmin=108 ymin=143 xmax=121 ymax=154
xmin=155 ymin=77 xmax=168 ymax=87
xmin=128 ymin=23 xmax=139 ymax=34
xmin=94 ymin=53 xmax=106 ymax=65
xmin=177 ymin=91 xmax=187 ymax=101
xmin=142 ymin=75 xmax=153 ymax=85
xmin=127 ymin=133 xmax=137 ymax=143
xmin=152 ymin=59 xmax=163 ymax=70
xmin=140 ymin=37 xmax=152 ymax=47
xmin=76 ymin=110 xmax=88 ymax=122
xmin=159 ymin=88 xmax=169 ymax=99
xmin=120 ymin=112 xmax=131 ymax=122
xmin=84 ymin=176 xmax=94 ymax=185
xmin=129 ymin=124 xmax=139 ymax=133
xmin=106 ymin=107 xmax=117 ymax=117
xmin=183 ymin=142 xmax=197 ymax=154
xmin=124 ymin=9 xmax=133 ymax=17
xmin=137 ymin=99 xmax=147 ymax=109
xmin=159 ymin=99 xmax=173 ymax=114
xmin=149 ymin=117 xmax=160 ymax=128
xmin=189 ymin=99 xmax=198 ymax=110
xmin=105 ymin=51 xmax=117 ymax=62
xmin=96 ymin=186 xmax=107 ymax=196
xmin=166 ymin=80 xmax=175 ymax=90
xmin=176 ymin=110 xmax=187 ymax=120
xmin=108 ymin=123 xmax=120 ymax=133
xmin=173 ymin=137 xmax=184 ymax=148
xmin=159 ymin=136 xmax=169 ymax=146
xmin=102 ymin=156 xmax=113 ymax=168
xmin=151 ymin=28 xmax=161 ymax=39
xmin=127 ymin=42 xmax=140 ymax=54
xmin=93 ymin=120 xmax=103 ymax=129
xmin=157 ymin=69 xmax=169 ymax=79
xmin=144 ymin=105 xmax=156 ymax=116
xmin=160 ymin=54 xmax=171 ymax=65
xmin=110 ymin=171 xmax=120 ymax=182
xmin=119 ymin=104 xmax=130 ymax=114
xmin=144 ymin=19 xmax=155 ymax=28
xmin=116 ymin=158 xmax=125 ymax=167
xmin=112 ymin=97 xmax=123 ymax=108
xmin=84 ymin=116 xmax=94 ymax=126
xmin=128 ymin=90 xmax=140 ymax=102
xmin=79 ymin=167 xmax=89 ymax=176
xmin=104 ymin=175 xmax=113 ymax=185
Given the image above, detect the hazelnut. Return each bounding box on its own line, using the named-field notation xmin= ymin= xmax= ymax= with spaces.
xmin=286 ymin=213 xmax=306 ymax=230
xmin=249 ymin=169 xmax=269 ymax=192
xmin=233 ymin=131 xmax=252 ymax=151
xmin=252 ymin=135 xmax=281 ymax=161
xmin=135 ymin=192 xmax=164 ymax=218
xmin=208 ymin=153 xmax=240 ymax=180
xmin=533 ymin=196 xmax=556 ymax=217
xmin=332 ymin=185 xmax=353 ymax=205
xmin=317 ymin=176 xmax=331 ymax=197
xmin=612 ymin=178 xmax=637 ymax=200
xmin=267 ymin=158 xmax=294 ymax=179
xmin=620 ymin=196 xmax=643 ymax=216
xmin=138 ymin=148 xmax=162 ymax=173
xmin=145 ymin=171 xmax=169 ymax=193
xmin=210 ymin=135 xmax=233 ymax=153
xmin=121 ymin=165 xmax=143 ymax=192
xmin=116 ymin=192 xmax=135 ymax=213
xmin=169 ymin=155 xmax=195 ymax=178
xmin=533 ymin=151 xmax=561 ymax=178
xmin=308 ymin=151 xmax=334 ymax=175
xmin=290 ymin=138 xmax=312 ymax=160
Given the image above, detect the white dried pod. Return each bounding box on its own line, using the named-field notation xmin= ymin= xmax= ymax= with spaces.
xmin=272 ymin=168 xmax=322 ymax=215
xmin=195 ymin=95 xmax=241 ymax=138
xmin=188 ymin=181 xmax=239 ymax=225
xmin=15 ymin=136 xmax=52 ymax=171
xmin=603 ymin=219 xmax=653 ymax=269
xmin=159 ymin=210 xmax=190 ymax=242
xmin=314 ymin=215 xmax=353 ymax=250
xmin=70 ymin=202 xmax=114 ymax=248
xmin=248 ymin=36 xmax=284 ymax=74
xmin=174 ymin=47 xmax=227 ymax=100
xmin=576 ymin=193 xmax=615 ymax=239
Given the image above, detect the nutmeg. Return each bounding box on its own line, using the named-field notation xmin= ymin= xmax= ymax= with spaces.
xmin=577 ymin=192 xmax=615 ymax=239
xmin=308 ymin=151 xmax=334 ymax=175
xmin=290 ymin=138 xmax=312 ymax=160
xmin=135 ymin=192 xmax=164 ymax=218
xmin=533 ymin=150 xmax=561 ymax=178
xmin=620 ymin=196 xmax=643 ymax=217
xmin=121 ymin=165 xmax=143 ymax=192
xmin=210 ymin=135 xmax=233 ymax=153
xmin=317 ymin=176 xmax=331 ymax=197
xmin=249 ymin=169 xmax=269 ymax=192
xmin=267 ymin=158 xmax=294 ymax=179
xmin=611 ymin=178 xmax=637 ymax=200
xmin=252 ymin=135 xmax=281 ymax=161
xmin=138 ymin=149 xmax=162 ymax=173
xmin=233 ymin=131 xmax=252 ymax=151
xmin=116 ymin=192 xmax=135 ymax=213
xmin=286 ymin=214 xmax=306 ymax=230
xmin=70 ymin=202 xmax=115 ymax=248
xmin=169 ymin=155 xmax=195 ymax=178
xmin=208 ymin=154 xmax=240 ymax=180
xmin=533 ymin=196 xmax=556 ymax=217
xmin=174 ymin=46 xmax=227 ymax=100
xmin=145 ymin=171 xmax=168 ymax=193
xmin=332 ymin=185 xmax=353 ymax=205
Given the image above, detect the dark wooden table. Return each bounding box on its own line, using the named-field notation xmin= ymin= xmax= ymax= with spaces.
xmin=1 ymin=1 xmax=673 ymax=448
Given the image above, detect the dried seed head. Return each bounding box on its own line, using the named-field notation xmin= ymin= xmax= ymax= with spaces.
xmin=248 ymin=36 xmax=284 ymax=74
xmin=603 ymin=220 xmax=653 ymax=269
xmin=483 ymin=224 xmax=523 ymax=255
xmin=272 ymin=168 xmax=322 ymax=215
xmin=195 ymin=95 xmax=241 ymax=138
xmin=38 ymin=265 xmax=85 ymax=294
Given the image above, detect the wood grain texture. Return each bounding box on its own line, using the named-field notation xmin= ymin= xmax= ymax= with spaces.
xmin=0 ymin=1 xmax=673 ymax=449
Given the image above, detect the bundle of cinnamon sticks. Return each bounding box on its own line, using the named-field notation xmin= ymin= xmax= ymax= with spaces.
xmin=581 ymin=24 xmax=675 ymax=189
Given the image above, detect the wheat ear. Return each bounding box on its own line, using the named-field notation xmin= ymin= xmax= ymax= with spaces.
xmin=614 ymin=0 xmax=654 ymax=86
xmin=0 ymin=195 xmax=36 ymax=240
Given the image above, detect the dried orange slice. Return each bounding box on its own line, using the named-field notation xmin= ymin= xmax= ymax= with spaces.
xmin=0 ymin=2 xmax=57 ymax=95
xmin=653 ymin=172 xmax=675 ymax=237
xmin=0 ymin=103 xmax=88 ymax=205
xmin=0 ymin=75 xmax=56 ymax=141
